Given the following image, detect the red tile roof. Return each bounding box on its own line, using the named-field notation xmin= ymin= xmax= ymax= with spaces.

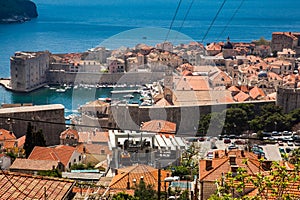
xmin=199 ymin=150 xmax=263 ymax=182
xmin=249 ymin=86 xmax=266 ymax=100
xmin=0 ymin=171 xmax=75 ymax=200
xmin=9 ymin=158 xmax=60 ymax=171
xmin=78 ymin=131 xmax=109 ymax=143
xmin=17 ymin=135 xmax=26 ymax=148
xmin=234 ymin=91 xmax=250 ymax=102
xmin=60 ymin=128 xmax=79 ymax=140
xmin=28 ymin=145 xmax=77 ymax=167
xmin=109 ymin=164 xmax=170 ymax=191
xmin=140 ymin=120 xmax=176 ymax=134
xmin=0 ymin=129 xmax=16 ymax=141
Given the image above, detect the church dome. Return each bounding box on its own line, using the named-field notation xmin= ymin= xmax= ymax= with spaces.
xmin=223 ymin=36 xmax=233 ymax=49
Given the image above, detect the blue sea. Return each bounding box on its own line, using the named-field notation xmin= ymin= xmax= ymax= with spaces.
xmin=0 ymin=0 xmax=300 ymax=113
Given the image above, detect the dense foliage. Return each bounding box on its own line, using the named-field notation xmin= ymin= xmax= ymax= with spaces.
xmin=198 ymin=103 xmax=300 ymax=135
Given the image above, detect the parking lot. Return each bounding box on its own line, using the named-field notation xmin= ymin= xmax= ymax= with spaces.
xmin=186 ymin=136 xmax=292 ymax=161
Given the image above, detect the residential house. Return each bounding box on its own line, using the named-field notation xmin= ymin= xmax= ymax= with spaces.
xmin=0 ymin=171 xmax=75 ymax=199
xmin=199 ymin=149 xmax=267 ymax=200
xmin=0 ymin=129 xmax=17 ymax=153
xmin=9 ymin=158 xmax=63 ymax=175
xmin=28 ymin=145 xmax=82 ymax=171
xmin=140 ymin=120 xmax=176 ymax=134
xmin=60 ymin=128 xmax=79 ymax=146
xmin=107 ymin=57 xmax=125 ymax=73
xmin=108 ymin=164 xmax=170 ymax=194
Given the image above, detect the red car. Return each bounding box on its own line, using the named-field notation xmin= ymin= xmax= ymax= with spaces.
xmin=224 ymin=138 xmax=231 ymax=144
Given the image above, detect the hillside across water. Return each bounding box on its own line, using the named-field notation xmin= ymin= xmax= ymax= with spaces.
xmin=0 ymin=0 xmax=38 ymax=23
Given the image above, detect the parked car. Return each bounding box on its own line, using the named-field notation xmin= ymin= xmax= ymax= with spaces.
xmin=287 ymin=141 xmax=294 ymax=146
xmin=224 ymin=138 xmax=231 ymax=144
xmin=228 ymin=143 xmax=238 ymax=150
xmin=278 ymin=141 xmax=284 ymax=146
xmin=294 ymin=141 xmax=300 ymax=146
xmin=235 ymin=140 xmax=245 ymax=145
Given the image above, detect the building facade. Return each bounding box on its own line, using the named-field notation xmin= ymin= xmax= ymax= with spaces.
xmin=10 ymin=51 xmax=50 ymax=92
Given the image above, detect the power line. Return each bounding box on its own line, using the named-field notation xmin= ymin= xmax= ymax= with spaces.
xmin=165 ymin=0 xmax=183 ymax=42
xmin=217 ymin=0 xmax=245 ymax=41
xmin=175 ymin=0 xmax=195 ymax=41
xmin=201 ymin=0 xmax=227 ymax=43
xmin=0 ymin=115 xmax=179 ymax=135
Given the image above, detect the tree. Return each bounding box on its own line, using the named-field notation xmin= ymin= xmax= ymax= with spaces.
xmin=209 ymin=159 xmax=300 ymax=200
xmin=134 ymin=180 xmax=157 ymax=200
xmin=24 ymin=123 xmax=46 ymax=157
xmin=223 ymin=108 xmax=248 ymax=135
xmin=112 ymin=192 xmax=137 ymax=200
xmin=37 ymin=169 xmax=62 ymax=178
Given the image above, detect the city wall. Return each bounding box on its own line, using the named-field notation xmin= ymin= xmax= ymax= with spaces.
xmin=0 ymin=104 xmax=65 ymax=145
xmin=83 ymin=100 xmax=274 ymax=136
xmin=47 ymin=71 xmax=164 ymax=85
xmin=277 ymin=87 xmax=300 ymax=113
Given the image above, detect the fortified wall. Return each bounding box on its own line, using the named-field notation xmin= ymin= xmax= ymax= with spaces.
xmin=0 ymin=104 xmax=65 ymax=145
xmin=277 ymin=87 xmax=300 ymax=113
xmin=81 ymin=100 xmax=274 ymax=136
xmin=46 ymin=71 xmax=164 ymax=85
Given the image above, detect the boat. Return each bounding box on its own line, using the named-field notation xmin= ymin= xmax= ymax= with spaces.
xmin=56 ymin=88 xmax=66 ymax=92
xmin=123 ymin=94 xmax=134 ymax=99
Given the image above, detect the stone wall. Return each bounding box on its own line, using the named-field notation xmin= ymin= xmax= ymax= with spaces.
xmin=105 ymin=101 xmax=274 ymax=136
xmin=277 ymin=87 xmax=300 ymax=113
xmin=47 ymin=71 xmax=164 ymax=85
xmin=0 ymin=104 xmax=65 ymax=146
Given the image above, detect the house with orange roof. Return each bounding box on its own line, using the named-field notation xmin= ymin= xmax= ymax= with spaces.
xmin=233 ymin=91 xmax=251 ymax=102
xmin=28 ymin=145 xmax=82 ymax=171
xmin=140 ymin=120 xmax=176 ymax=134
xmin=209 ymin=71 xmax=232 ymax=87
xmin=60 ymin=128 xmax=79 ymax=146
xmin=249 ymin=86 xmax=266 ymax=100
xmin=270 ymin=60 xmax=294 ymax=75
xmin=0 ymin=129 xmax=17 ymax=152
xmin=198 ymin=149 xmax=267 ymax=200
xmin=9 ymin=158 xmax=64 ymax=175
xmin=78 ymin=131 xmax=109 ymax=145
xmin=271 ymin=32 xmax=300 ymax=54
xmin=0 ymin=171 xmax=75 ymax=199
xmin=108 ymin=164 xmax=170 ymax=194
xmin=228 ymin=85 xmax=240 ymax=96
xmin=206 ymin=43 xmax=222 ymax=56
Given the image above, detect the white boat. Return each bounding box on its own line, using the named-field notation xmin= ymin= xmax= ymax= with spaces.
xmin=56 ymin=88 xmax=66 ymax=92
xmin=123 ymin=94 xmax=134 ymax=99
xmin=49 ymin=87 xmax=56 ymax=90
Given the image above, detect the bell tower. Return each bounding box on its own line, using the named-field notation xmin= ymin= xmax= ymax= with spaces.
xmin=164 ymin=68 xmax=173 ymax=103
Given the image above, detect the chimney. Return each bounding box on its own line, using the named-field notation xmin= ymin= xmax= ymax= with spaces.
xmin=263 ymin=160 xmax=272 ymax=171
xmin=257 ymin=153 xmax=262 ymax=159
xmin=205 ymin=160 xmax=213 ymax=171
xmin=225 ymin=149 xmax=228 ymax=156
xmin=215 ymin=151 xmax=219 ymax=158
xmin=229 ymin=155 xmax=236 ymax=166
xmin=241 ymin=150 xmax=245 ymax=157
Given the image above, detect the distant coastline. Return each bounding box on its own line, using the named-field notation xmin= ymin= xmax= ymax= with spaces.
xmin=0 ymin=0 xmax=38 ymax=24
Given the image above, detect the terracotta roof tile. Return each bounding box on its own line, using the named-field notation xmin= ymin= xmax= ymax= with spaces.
xmin=249 ymin=86 xmax=266 ymax=100
xmin=0 ymin=171 xmax=75 ymax=199
xmin=234 ymin=91 xmax=250 ymax=102
xmin=140 ymin=120 xmax=176 ymax=134
xmin=228 ymin=86 xmax=240 ymax=92
xmin=0 ymin=129 xmax=16 ymax=141
xmin=199 ymin=150 xmax=262 ymax=182
xmin=17 ymin=135 xmax=26 ymax=148
xmin=10 ymin=158 xmax=60 ymax=171
xmin=109 ymin=164 xmax=170 ymax=191
xmin=78 ymin=131 xmax=109 ymax=143
xmin=60 ymin=128 xmax=79 ymax=140
xmin=28 ymin=145 xmax=77 ymax=167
